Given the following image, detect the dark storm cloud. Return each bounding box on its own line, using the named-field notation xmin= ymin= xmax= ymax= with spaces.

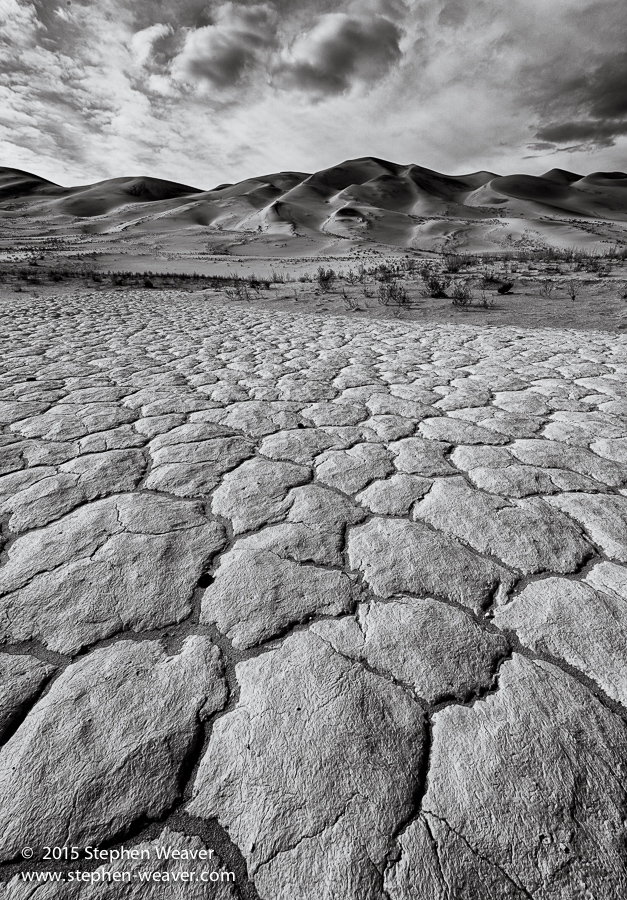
xmin=128 ymin=0 xmax=343 ymax=37
xmin=126 ymin=0 xmax=213 ymax=32
xmin=536 ymin=119 xmax=627 ymax=148
xmin=363 ymin=0 xmax=409 ymax=20
xmin=531 ymin=49 xmax=627 ymax=150
xmin=437 ymin=0 xmax=469 ymax=28
xmin=275 ymin=13 xmax=403 ymax=95
xmin=583 ymin=51 xmax=627 ymax=119
xmin=172 ymin=3 xmax=278 ymax=88
xmin=165 ymin=2 xmax=408 ymax=97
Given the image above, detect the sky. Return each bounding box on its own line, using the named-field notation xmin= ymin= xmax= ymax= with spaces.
xmin=0 ymin=0 xmax=626 ymax=189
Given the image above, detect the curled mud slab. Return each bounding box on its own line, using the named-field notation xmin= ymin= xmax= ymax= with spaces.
xmin=1 ymin=291 xmax=627 ymax=898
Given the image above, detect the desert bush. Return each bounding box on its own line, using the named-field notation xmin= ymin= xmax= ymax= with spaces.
xmin=225 ymin=282 xmax=253 ymax=302
xmin=317 ymin=266 xmax=336 ymax=292
xmin=444 ymin=253 xmax=474 ymax=275
xmin=497 ymin=282 xmax=513 ymax=294
xmin=378 ymin=281 xmax=409 ymax=308
xmin=477 ymin=290 xmax=495 ymax=308
xmin=342 ymin=289 xmax=360 ymax=311
xmin=566 ymin=279 xmax=579 ymax=302
xmin=403 ymin=257 xmax=418 ymax=274
xmin=444 ymin=254 xmax=462 ymax=273
xmin=539 ymin=279 xmax=555 ymax=298
xmin=481 ymin=269 xmax=500 ymax=285
xmin=451 ymin=280 xmax=473 ymax=307
xmin=420 ymin=267 xmax=451 ymax=298
xmin=374 ymin=263 xmax=400 ymax=283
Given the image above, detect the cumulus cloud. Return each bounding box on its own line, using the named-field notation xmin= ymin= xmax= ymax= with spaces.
xmin=171 ymin=3 xmax=278 ymax=89
xmin=275 ymin=12 xmax=403 ymax=95
xmin=131 ymin=23 xmax=173 ymax=66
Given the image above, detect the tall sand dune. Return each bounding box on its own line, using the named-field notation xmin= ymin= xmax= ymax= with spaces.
xmin=2 ymin=158 xmax=626 ymax=251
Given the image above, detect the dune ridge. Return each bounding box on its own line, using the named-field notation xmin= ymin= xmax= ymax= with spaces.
xmin=2 ymin=157 xmax=627 ymax=252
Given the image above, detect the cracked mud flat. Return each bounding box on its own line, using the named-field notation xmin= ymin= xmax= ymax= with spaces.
xmin=0 ymin=289 xmax=627 ymax=899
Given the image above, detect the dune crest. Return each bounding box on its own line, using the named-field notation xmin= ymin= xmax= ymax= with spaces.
xmin=2 ymin=157 xmax=627 ymax=252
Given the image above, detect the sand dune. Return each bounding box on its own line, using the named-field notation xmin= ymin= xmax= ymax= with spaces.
xmin=2 ymin=157 xmax=627 ymax=252
xmin=0 ymin=167 xmax=60 ymax=200
xmin=0 ymin=169 xmax=201 ymax=215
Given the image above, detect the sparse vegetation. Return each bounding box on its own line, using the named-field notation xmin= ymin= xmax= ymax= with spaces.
xmin=2 ymin=240 xmax=627 ymax=330
xmin=249 ymin=275 xmax=271 ymax=290
xmin=342 ymin=288 xmax=360 ymax=311
xmin=0 ymin=265 xmax=281 ymax=294
xmin=316 ymin=266 xmax=336 ymax=292
xmin=377 ymin=281 xmax=409 ymax=309
xmin=539 ymin=279 xmax=555 ymax=298
xmin=374 ymin=263 xmax=396 ymax=283
xmin=420 ymin=266 xmax=451 ymax=298
xmin=482 ymin=270 xmax=501 ymax=286
xmin=451 ymin=280 xmax=473 ymax=307
xmin=444 ymin=253 xmax=474 ymax=273
xmin=225 ymin=282 xmax=253 ymax=302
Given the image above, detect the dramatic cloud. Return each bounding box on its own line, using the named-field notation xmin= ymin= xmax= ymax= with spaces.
xmin=532 ymin=49 xmax=627 ymax=150
xmin=275 ymin=13 xmax=403 ymax=95
xmin=171 ymin=3 xmax=278 ymax=89
xmin=437 ymin=0 xmax=469 ymax=28
xmin=1 ymin=0 xmax=626 ymax=187
xmin=586 ymin=51 xmax=627 ymax=119
xmin=131 ymin=23 xmax=173 ymax=67
xmin=536 ymin=120 xmax=627 ymax=147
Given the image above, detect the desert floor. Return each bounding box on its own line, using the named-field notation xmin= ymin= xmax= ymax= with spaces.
xmin=0 ymin=262 xmax=627 ymax=898
xmin=2 ymin=245 xmax=627 ymax=332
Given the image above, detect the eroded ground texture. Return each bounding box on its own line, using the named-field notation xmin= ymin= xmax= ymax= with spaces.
xmin=1 ymin=291 xmax=627 ymax=899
